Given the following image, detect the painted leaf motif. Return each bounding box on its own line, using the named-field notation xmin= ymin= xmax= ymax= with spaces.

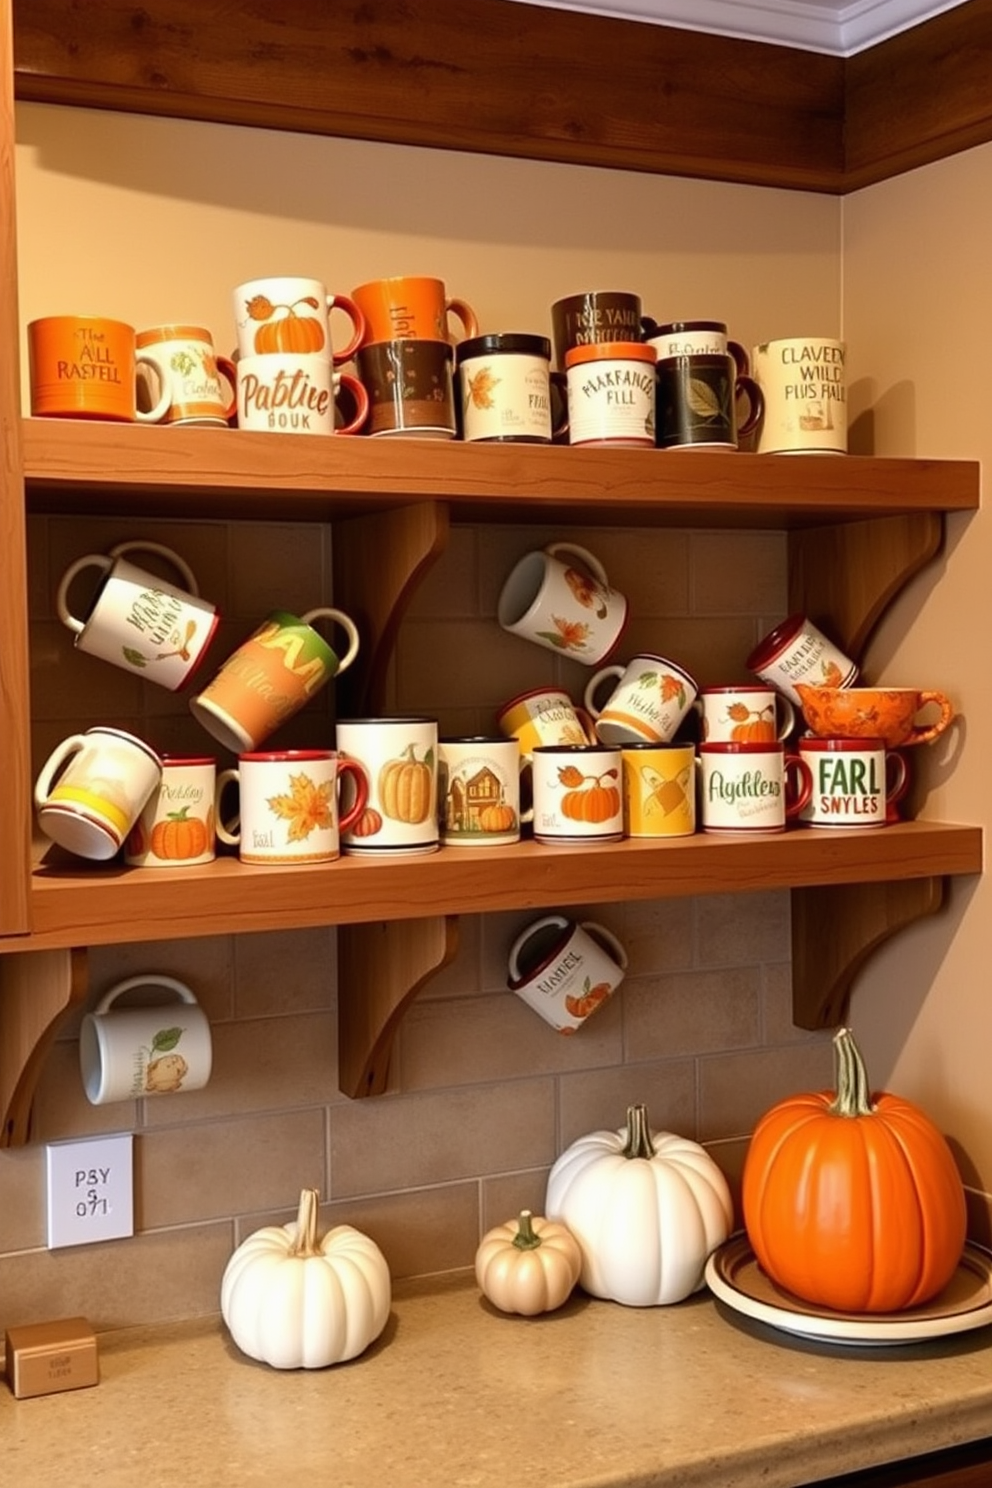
xmin=660 ymin=673 xmax=686 ymax=707
xmin=150 ymin=1026 xmax=184 ymax=1054
xmin=467 ymin=367 xmax=500 ymax=410
xmin=122 ymin=646 xmax=148 ymax=668
xmin=727 ymin=702 xmax=751 ymax=721
xmin=557 ymin=766 xmax=586 ymax=789
xmin=267 ymin=770 xmax=334 ymax=842
xmin=687 ymin=377 xmax=724 ymax=420
xmin=637 ymin=671 xmax=659 ymax=689
xmin=245 ymin=294 xmax=275 ymax=322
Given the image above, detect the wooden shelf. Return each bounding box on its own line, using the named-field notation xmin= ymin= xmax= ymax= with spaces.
xmin=22 ymin=419 xmax=979 ymax=528
xmin=18 ymin=823 xmax=982 ymax=952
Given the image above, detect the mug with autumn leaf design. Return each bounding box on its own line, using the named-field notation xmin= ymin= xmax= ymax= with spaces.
xmin=136 ymin=325 xmax=237 ymax=426
xmin=497 ymin=541 xmax=628 ymax=666
xmin=530 ymin=744 xmax=624 ymax=844
xmin=694 ymin=685 xmax=796 ymax=744
xmin=584 ymin=654 xmax=699 ymax=745
xmin=215 ymin=750 xmax=368 ymax=865
xmin=456 ymin=332 xmax=564 ymax=443
xmin=232 ymin=276 xmax=366 ymax=365
xmin=655 ymin=353 xmax=763 ymax=450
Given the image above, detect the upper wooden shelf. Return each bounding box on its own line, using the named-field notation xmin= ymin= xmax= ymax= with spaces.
xmin=12 ymin=822 xmax=981 ymax=955
xmin=21 ymin=420 xmax=980 ymax=530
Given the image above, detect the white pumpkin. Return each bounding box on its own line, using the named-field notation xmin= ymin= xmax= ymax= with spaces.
xmin=546 ymin=1103 xmax=733 ymax=1307
xmin=220 ymin=1188 xmax=391 ymax=1368
xmin=475 ymin=1209 xmax=582 ymax=1316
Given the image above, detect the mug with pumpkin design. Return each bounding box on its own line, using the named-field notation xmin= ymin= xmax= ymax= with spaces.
xmin=232 ymin=276 xmax=366 ymax=365
xmin=497 ymin=541 xmax=628 ymax=666
xmin=530 ymin=743 xmax=623 ymax=844
xmin=585 ymin=653 xmax=699 ymax=745
xmin=694 ymin=684 xmax=796 ymax=743
xmin=439 ymin=736 xmax=524 ymax=846
xmin=125 ymin=756 xmax=218 ymax=868
xmin=336 ymin=717 xmax=439 ymax=856
xmin=507 ymin=913 xmax=628 ymax=1033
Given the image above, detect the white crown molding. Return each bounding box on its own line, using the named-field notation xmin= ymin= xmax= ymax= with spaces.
xmin=507 ymin=0 xmax=968 ymax=54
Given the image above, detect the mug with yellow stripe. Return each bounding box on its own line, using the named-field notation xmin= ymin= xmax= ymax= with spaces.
xmin=621 ymin=742 xmax=696 ymax=838
xmin=34 ymin=726 xmax=162 ymax=861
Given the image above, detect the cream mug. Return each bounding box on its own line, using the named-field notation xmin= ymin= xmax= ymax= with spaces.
xmin=530 ymin=744 xmax=623 ymax=844
xmin=124 ymin=755 xmax=218 ymax=868
xmin=694 ymin=685 xmax=796 ymax=743
xmin=232 ymin=275 xmax=366 ymax=364
xmin=584 ymin=654 xmax=698 ymax=745
xmin=79 ymin=975 xmax=212 ymax=1105
xmin=35 ymin=726 xmax=163 ymax=861
xmin=697 ymin=741 xmax=812 ymax=835
xmin=439 ymin=736 xmax=525 ymax=847
xmin=136 ymin=324 xmax=237 ymax=426
xmin=798 ymin=737 xmax=910 ymax=828
xmin=507 ymin=914 xmax=628 ymax=1033
xmin=236 ymin=353 xmax=369 ymax=435
xmin=746 ymin=613 xmax=859 ymax=706
xmin=337 ymin=717 xmax=439 ymax=857
xmin=751 ymin=336 xmax=847 ymax=454
xmin=56 ymin=540 xmax=219 ymax=691
xmin=497 ymin=542 xmax=628 ymax=666
xmin=216 ymin=750 xmax=369 ymax=865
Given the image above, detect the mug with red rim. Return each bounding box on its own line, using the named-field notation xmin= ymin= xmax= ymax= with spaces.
xmin=697 ymin=739 xmax=812 ymax=834
xmin=215 ymin=749 xmax=368 ymax=865
xmin=797 ymin=735 xmax=909 ymax=829
xmin=746 ymin=613 xmax=859 ymax=705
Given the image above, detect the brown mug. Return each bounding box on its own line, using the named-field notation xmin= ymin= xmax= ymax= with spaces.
xmin=356 ymin=338 xmax=456 ymax=439
xmin=551 ymin=290 xmax=642 ymax=369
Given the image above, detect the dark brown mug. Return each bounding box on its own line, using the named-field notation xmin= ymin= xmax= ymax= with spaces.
xmin=551 ymin=290 xmax=642 ymax=369
xmin=655 ymin=353 xmax=763 ymax=450
xmin=355 ymin=338 xmax=456 ymax=439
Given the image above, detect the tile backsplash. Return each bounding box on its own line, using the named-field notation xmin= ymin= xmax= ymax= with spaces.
xmin=0 ymin=510 xmax=835 ymax=1336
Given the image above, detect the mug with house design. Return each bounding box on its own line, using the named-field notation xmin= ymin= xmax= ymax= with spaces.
xmin=439 ymin=736 xmax=525 ymax=846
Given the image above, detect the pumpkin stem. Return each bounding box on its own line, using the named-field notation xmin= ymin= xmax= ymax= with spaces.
xmin=288 ymin=1187 xmax=324 ymax=1258
xmin=828 ymin=1027 xmax=876 ymax=1118
xmin=512 ymin=1209 xmax=543 ymax=1251
xmin=622 ymin=1103 xmax=657 ymax=1160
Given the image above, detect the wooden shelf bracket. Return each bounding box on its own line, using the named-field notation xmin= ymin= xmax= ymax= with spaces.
xmin=1 ymin=946 xmax=88 ymax=1146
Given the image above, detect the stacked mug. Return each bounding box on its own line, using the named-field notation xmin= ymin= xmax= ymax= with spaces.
xmin=231 ymin=275 xmax=369 ymax=436
xmin=351 ymin=275 xmax=479 ymax=439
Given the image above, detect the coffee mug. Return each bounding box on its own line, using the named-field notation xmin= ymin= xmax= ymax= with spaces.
xmin=654 ymin=353 xmax=763 ymax=450
xmin=584 ymin=654 xmax=699 ymax=745
xmin=135 ymin=325 xmax=237 ymax=426
xmin=337 ymin=717 xmax=439 ymax=856
xmin=621 ymin=742 xmax=696 ymax=838
xmin=27 ymin=315 xmax=172 ymax=422
xmin=439 ymin=737 xmax=525 ymax=846
xmin=694 ymin=685 xmax=796 ymax=743
xmin=798 ymin=737 xmax=909 ymax=828
xmin=456 ymin=332 xmax=561 ymax=444
xmin=642 ymin=319 xmax=750 ymax=377
xmin=497 ymin=542 xmax=628 ymax=666
xmin=355 ymin=338 xmax=456 ymax=438
xmin=551 ymin=291 xmax=643 ymax=368
xmin=34 ymin=726 xmax=163 ymax=861
xmin=124 ymin=755 xmax=218 ymax=867
xmin=56 ymin=540 xmax=219 ymax=691
xmin=751 ymin=337 xmax=848 ymax=454
xmin=746 ymin=613 xmax=859 ymax=705
xmin=530 ymin=744 xmax=623 ymax=844
xmin=697 ymin=741 xmax=812 ymax=834
xmin=351 ymin=275 xmax=479 ymax=346
xmin=496 ymin=688 xmax=594 ymax=756
xmin=235 ymin=353 xmax=369 ymax=435
xmin=216 ymin=750 xmax=368 ymax=865
xmin=507 ymin=913 xmax=628 ymax=1033
xmin=79 ymin=975 xmax=212 ymax=1104
xmin=565 ymin=341 xmax=657 ymax=448
xmin=232 ymin=276 xmax=366 ymax=364
xmin=189 ymin=607 xmax=360 ymax=754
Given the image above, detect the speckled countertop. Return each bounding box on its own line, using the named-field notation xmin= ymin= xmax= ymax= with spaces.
xmin=3 ymin=1271 xmax=992 ymax=1488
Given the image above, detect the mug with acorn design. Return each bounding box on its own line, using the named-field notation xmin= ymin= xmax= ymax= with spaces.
xmin=232 ymin=276 xmax=366 ymax=365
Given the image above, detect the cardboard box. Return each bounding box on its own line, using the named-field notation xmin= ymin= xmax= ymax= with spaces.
xmin=4 ymin=1316 xmax=99 ymax=1399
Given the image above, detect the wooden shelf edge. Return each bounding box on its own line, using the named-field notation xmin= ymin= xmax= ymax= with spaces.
xmin=11 ymin=823 xmax=982 ymax=954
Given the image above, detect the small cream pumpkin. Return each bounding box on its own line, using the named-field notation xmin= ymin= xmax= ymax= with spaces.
xmin=546 ymin=1103 xmax=733 ymax=1307
xmin=220 ymin=1188 xmax=391 ymax=1369
xmin=475 ymin=1209 xmax=582 ymax=1316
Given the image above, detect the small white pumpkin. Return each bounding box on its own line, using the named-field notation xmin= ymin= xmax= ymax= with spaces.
xmin=220 ymin=1188 xmax=391 ymax=1369
xmin=546 ymin=1103 xmax=733 ymax=1307
xmin=475 ymin=1209 xmax=582 ymax=1316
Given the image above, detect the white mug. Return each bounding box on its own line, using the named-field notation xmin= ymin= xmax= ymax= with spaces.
xmin=336 ymin=717 xmax=439 ymax=856
xmin=439 ymin=737 xmax=525 ymax=846
xmin=236 ymin=353 xmax=369 ymax=436
xmin=232 ymin=275 xmax=366 ymax=364
xmin=216 ymin=750 xmax=369 ymax=865
xmin=507 ymin=914 xmax=628 ymax=1033
xmin=497 ymin=542 xmax=628 ymax=666
xmin=752 ymin=336 xmax=847 ymax=454
xmin=697 ymin=741 xmax=812 ymax=835
xmin=585 ymin=654 xmax=698 ymax=745
xmin=56 ymin=540 xmax=219 ymax=691
xmin=798 ymin=737 xmax=909 ymax=828
xmin=124 ymin=755 xmax=218 ymax=867
xmin=530 ymin=744 xmax=623 ymax=844
xmin=34 ymin=727 xmax=163 ymax=861
xmin=79 ymin=975 xmax=212 ymax=1105
xmin=136 ymin=324 xmax=237 ymax=426
xmin=746 ymin=613 xmax=859 ymax=706
xmin=694 ymin=685 xmax=796 ymax=743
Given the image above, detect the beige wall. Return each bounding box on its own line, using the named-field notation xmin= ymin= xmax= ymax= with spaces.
xmin=842 ymin=144 xmax=992 ymax=1205
xmin=4 ymin=98 xmax=952 ymax=1335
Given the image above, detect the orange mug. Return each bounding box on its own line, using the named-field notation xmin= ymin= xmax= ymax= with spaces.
xmin=27 ymin=315 xmax=171 ymax=422
xmin=352 ymin=275 xmax=479 ymax=346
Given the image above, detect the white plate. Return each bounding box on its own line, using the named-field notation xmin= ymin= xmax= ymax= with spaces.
xmin=705 ymin=1235 xmax=992 ymax=1345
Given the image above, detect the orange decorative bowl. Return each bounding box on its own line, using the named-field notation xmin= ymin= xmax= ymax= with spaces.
xmin=795 ymin=684 xmax=954 ymax=748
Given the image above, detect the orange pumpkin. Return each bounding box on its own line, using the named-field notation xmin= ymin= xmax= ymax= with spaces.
xmin=564 ymin=979 xmax=611 ymax=1020
xmin=731 ymin=718 xmax=776 ymax=743
xmin=378 ymin=745 xmax=434 ymax=824
xmin=150 ymin=807 xmax=209 ymax=861
xmin=561 ymin=769 xmax=620 ymax=823
xmin=478 ymin=802 xmax=516 ymax=833
xmin=351 ymin=806 xmax=383 ymax=838
xmin=253 ymin=306 xmax=326 ymax=356
xmin=742 ymin=1026 xmax=966 ymax=1313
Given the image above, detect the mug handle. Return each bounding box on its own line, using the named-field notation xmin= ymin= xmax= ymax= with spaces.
xmin=579 ymin=921 xmax=629 ymax=972
xmin=546 ymin=541 xmax=609 ymax=590
xmin=507 ymin=914 xmax=570 ymax=986
xmin=885 ymin=750 xmax=910 ymax=805
xmin=336 ymin=758 xmax=370 ymax=835
xmin=776 ymin=696 xmax=797 ymax=741
xmin=327 ymin=293 xmax=367 ymax=366
xmin=215 ymin=767 xmax=241 ymax=846
xmin=301 ymin=607 xmax=361 ymax=676
xmin=728 ymin=340 xmax=750 ymax=377
xmin=445 ymin=297 xmax=479 ymax=341
xmin=906 ymin=690 xmax=955 ymax=745
xmin=332 ymin=371 xmax=370 ymax=436
xmin=93 ymin=973 xmax=199 ymax=1017
xmin=216 ymin=353 xmax=238 ymax=423
xmin=134 ymin=354 xmax=174 ymax=424
xmin=583 ymin=665 xmax=624 ymax=720
xmin=734 ymin=374 xmax=764 ymax=439
xmin=109 ymin=540 xmax=200 ymax=597
xmin=34 ymin=733 xmax=86 ymax=805
xmin=55 ymin=556 xmax=114 ymax=634
xmin=784 ymin=755 xmax=814 ymax=819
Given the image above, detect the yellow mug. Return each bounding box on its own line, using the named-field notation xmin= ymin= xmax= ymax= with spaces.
xmin=621 ymin=743 xmax=695 ymax=838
